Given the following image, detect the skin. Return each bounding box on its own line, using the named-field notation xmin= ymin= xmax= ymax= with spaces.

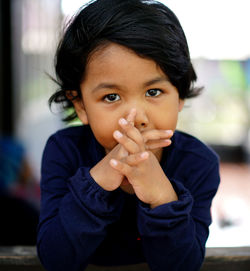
xmin=69 ymin=42 xmax=184 ymax=208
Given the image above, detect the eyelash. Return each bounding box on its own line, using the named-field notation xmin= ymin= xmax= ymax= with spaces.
xmin=103 ymin=89 xmax=163 ymax=103
xmin=103 ymin=93 xmax=120 ymax=103
xmin=145 ymin=89 xmax=163 ymax=97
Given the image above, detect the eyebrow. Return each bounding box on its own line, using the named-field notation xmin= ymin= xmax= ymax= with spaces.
xmin=143 ymin=76 xmax=169 ymax=87
xmin=91 ymin=76 xmax=169 ymax=93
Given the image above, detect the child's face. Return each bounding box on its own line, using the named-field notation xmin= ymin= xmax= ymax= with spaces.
xmin=73 ymin=43 xmax=184 ymax=155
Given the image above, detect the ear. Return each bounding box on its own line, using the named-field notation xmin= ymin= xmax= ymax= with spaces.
xmin=178 ymin=99 xmax=185 ymax=112
xmin=66 ymin=90 xmax=89 ymax=124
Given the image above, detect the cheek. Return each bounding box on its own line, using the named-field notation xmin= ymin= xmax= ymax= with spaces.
xmin=154 ymin=106 xmax=180 ymax=130
xmin=90 ymin=120 xmax=115 ymax=138
xmin=88 ymin=115 xmax=119 ymax=149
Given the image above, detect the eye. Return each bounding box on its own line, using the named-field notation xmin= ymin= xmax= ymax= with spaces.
xmin=145 ymin=89 xmax=162 ymax=97
xmin=103 ymin=93 xmax=120 ymax=103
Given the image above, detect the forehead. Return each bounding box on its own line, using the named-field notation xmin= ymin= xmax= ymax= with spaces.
xmin=84 ymin=42 xmax=166 ymax=82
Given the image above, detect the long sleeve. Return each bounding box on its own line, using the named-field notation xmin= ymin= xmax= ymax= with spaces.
xmin=37 ymin=133 xmax=124 ymax=271
xmin=137 ymin=152 xmax=220 ymax=271
xmin=37 ymin=127 xmax=220 ymax=270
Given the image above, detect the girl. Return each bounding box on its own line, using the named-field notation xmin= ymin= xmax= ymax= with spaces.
xmin=37 ymin=1 xmax=220 ymax=270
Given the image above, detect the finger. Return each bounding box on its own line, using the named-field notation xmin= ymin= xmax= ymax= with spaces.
xmin=113 ymin=130 xmax=141 ymax=153
xmin=123 ymin=151 xmax=149 ymax=166
xmin=142 ymin=129 xmax=173 ymax=143
xmin=146 ymin=139 xmax=172 ymax=150
xmin=118 ymin=118 xmax=145 ymax=151
xmin=126 ymin=108 xmax=136 ymax=126
xmin=109 ymin=158 xmax=133 ymax=178
xmin=117 ymin=145 xmax=129 ymax=158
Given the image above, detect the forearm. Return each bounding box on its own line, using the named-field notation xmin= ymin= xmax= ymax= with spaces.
xmin=137 ymin=179 xmax=206 ymax=271
xmin=140 ymin=220 xmax=205 ymax=271
xmin=38 ymin=167 xmax=124 ymax=271
xmin=149 ymin=178 xmax=178 ymax=209
xmin=37 ymin=214 xmax=94 ymax=271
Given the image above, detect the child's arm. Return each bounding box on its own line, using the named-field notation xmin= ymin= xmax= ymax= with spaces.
xmin=37 ymin=118 xmax=172 ymax=271
xmin=37 ymin=134 xmax=125 ymax=271
xmin=110 ymin=118 xmax=220 ymax=270
xmin=136 ymin=163 xmax=220 ymax=271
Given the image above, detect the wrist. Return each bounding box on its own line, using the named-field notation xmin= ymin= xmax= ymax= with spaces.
xmin=150 ymin=184 xmax=178 ymax=209
xmin=90 ymin=165 xmax=123 ymax=191
xmin=90 ymin=167 xmax=112 ymax=191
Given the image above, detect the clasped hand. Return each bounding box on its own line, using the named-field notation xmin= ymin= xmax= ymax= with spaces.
xmin=90 ymin=109 xmax=178 ymax=208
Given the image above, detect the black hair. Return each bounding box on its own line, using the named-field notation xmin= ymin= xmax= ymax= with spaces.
xmin=50 ymin=0 xmax=202 ymax=122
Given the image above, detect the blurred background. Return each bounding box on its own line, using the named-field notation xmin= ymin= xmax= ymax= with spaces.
xmin=0 ymin=0 xmax=249 ymax=247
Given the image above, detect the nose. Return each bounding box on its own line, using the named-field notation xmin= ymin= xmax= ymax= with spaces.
xmin=132 ymin=106 xmax=149 ymax=129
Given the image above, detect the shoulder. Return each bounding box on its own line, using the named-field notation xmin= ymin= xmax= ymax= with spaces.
xmin=167 ymin=131 xmax=220 ymax=195
xmin=50 ymin=125 xmax=92 ymax=142
xmin=45 ymin=125 xmax=94 ymax=150
xmin=173 ymin=130 xmax=219 ymax=164
xmin=42 ymin=125 xmax=95 ymax=166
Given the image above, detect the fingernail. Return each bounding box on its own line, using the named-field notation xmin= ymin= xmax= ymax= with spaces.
xmin=165 ymin=130 xmax=173 ymax=135
xmin=119 ymin=118 xmax=128 ymax=125
xmin=110 ymin=159 xmax=118 ymax=166
xmin=114 ymin=130 xmax=123 ymax=138
xmin=140 ymin=152 xmax=149 ymax=159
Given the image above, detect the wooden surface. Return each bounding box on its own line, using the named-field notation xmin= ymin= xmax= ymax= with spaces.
xmin=0 ymin=246 xmax=40 ymax=265
xmin=202 ymin=247 xmax=250 ymax=271
xmin=0 ymin=246 xmax=250 ymax=271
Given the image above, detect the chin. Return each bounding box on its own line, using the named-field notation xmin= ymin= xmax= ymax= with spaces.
xmin=100 ymin=142 xmax=117 ymax=154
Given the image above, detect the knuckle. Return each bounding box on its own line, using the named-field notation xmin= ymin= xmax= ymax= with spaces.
xmin=127 ymin=155 xmax=136 ymax=165
xmin=121 ymin=164 xmax=129 ymax=175
xmin=125 ymin=122 xmax=133 ymax=131
xmin=126 ymin=166 xmax=132 ymax=176
xmin=138 ymin=136 xmax=144 ymax=146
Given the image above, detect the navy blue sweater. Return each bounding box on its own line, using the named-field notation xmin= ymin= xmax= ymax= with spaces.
xmin=37 ymin=125 xmax=220 ymax=271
